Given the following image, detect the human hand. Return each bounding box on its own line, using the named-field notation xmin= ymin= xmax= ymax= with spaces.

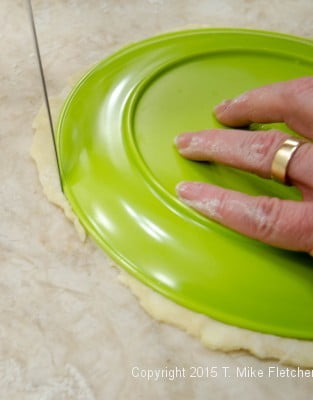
xmin=175 ymin=77 xmax=313 ymax=254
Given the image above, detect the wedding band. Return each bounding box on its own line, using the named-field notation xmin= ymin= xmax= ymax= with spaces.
xmin=271 ymin=138 xmax=305 ymax=184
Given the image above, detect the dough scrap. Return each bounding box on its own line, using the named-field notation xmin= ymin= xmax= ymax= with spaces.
xmin=31 ymin=68 xmax=313 ymax=369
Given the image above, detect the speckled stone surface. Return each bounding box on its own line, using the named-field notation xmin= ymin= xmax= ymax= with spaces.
xmin=1 ymin=0 xmax=313 ymax=398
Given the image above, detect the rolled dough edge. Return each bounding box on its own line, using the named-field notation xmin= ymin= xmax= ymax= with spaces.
xmin=118 ymin=270 xmax=313 ymax=368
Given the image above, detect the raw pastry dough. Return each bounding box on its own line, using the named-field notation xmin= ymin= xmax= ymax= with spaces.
xmin=31 ymin=71 xmax=313 ymax=369
xmin=31 ymin=95 xmax=86 ymax=242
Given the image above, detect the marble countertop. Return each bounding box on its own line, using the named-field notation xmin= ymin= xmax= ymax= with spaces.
xmin=1 ymin=0 xmax=313 ymax=398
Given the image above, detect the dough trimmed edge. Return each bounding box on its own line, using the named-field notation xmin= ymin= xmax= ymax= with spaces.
xmin=31 ymin=95 xmax=86 ymax=242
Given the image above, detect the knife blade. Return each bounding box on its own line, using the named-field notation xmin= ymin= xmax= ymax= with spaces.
xmin=26 ymin=0 xmax=63 ymax=191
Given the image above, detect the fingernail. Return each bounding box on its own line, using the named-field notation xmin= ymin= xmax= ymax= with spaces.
xmin=176 ymin=181 xmax=221 ymax=218
xmin=176 ymin=181 xmax=205 ymax=199
xmin=175 ymin=133 xmax=206 ymax=155
xmin=174 ymin=132 xmax=194 ymax=152
xmin=214 ymin=99 xmax=231 ymax=115
xmin=175 ymin=181 xmax=190 ymax=197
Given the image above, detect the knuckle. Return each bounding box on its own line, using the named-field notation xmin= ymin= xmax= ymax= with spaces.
xmin=217 ymin=190 xmax=230 ymax=214
xmin=250 ymin=197 xmax=282 ymax=240
xmin=290 ymin=143 xmax=313 ymax=187
xmin=242 ymin=130 xmax=284 ymax=164
xmin=295 ymin=206 xmax=313 ymax=253
xmin=289 ymin=76 xmax=313 ymax=96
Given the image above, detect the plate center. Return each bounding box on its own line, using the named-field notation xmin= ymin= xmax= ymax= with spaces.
xmin=132 ymin=51 xmax=310 ymax=200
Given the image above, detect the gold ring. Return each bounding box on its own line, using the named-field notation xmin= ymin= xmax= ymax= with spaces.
xmin=271 ymin=138 xmax=305 ymax=184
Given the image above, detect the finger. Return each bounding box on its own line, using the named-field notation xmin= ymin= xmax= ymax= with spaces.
xmin=214 ymin=77 xmax=313 ymax=139
xmin=175 ymin=129 xmax=313 ymax=189
xmin=176 ymin=181 xmax=313 ymax=253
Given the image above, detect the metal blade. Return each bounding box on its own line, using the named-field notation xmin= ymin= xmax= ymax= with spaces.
xmin=26 ymin=0 xmax=63 ymax=191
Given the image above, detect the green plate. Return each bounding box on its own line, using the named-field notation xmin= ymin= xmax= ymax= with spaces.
xmin=57 ymin=28 xmax=313 ymax=339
